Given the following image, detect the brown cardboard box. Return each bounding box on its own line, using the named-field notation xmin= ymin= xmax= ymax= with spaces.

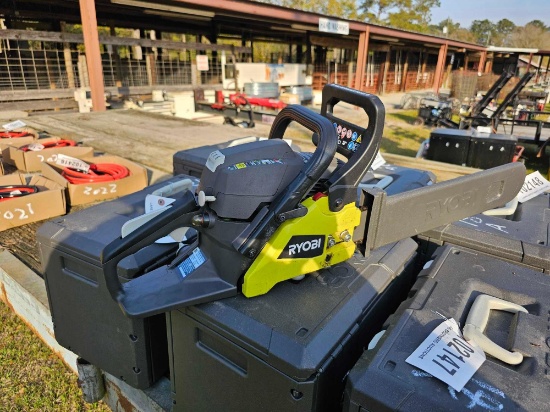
xmin=8 ymin=138 xmax=94 ymax=172
xmin=279 ymin=93 xmax=300 ymax=105
xmin=0 ymin=173 xmax=66 ymax=231
xmin=0 ymin=128 xmax=37 ymax=162
xmin=41 ymin=154 xmax=148 ymax=206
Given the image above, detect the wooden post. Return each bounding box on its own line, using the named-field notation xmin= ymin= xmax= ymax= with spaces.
xmin=401 ymin=51 xmax=410 ymax=92
xmin=354 ymin=28 xmax=369 ymax=92
xmin=60 ymin=22 xmax=76 ymax=88
xmin=78 ymin=0 xmax=106 ymax=111
xmin=381 ymin=47 xmax=391 ymax=95
xmin=347 ymin=61 xmax=354 ymax=88
xmin=433 ymin=43 xmax=447 ymax=93
xmin=478 ymin=51 xmax=487 ymax=74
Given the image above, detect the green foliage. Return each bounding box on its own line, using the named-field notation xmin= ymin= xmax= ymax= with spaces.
xmin=527 ymin=20 xmax=547 ymax=31
xmin=470 ymin=19 xmax=496 ymax=44
xmin=358 ymin=0 xmax=440 ymax=32
xmin=0 ymin=302 xmax=109 ymax=411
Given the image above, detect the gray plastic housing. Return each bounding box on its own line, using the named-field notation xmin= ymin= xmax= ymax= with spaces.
xmin=361 ymin=164 xmax=435 ymax=195
xmin=419 ymin=193 xmax=550 ymax=272
xmin=173 ymin=136 xmax=301 ymax=177
xmin=344 ymin=244 xmax=550 ymax=412
xmin=167 ymin=238 xmax=419 ymax=412
xmin=197 ymin=139 xmax=304 ymax=219
xmin=37 ymin=174 xmax=199 ymax=389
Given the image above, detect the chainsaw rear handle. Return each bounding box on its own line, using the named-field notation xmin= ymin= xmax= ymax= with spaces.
xmin=239 ymin=105 xmax=338 ymax=257
xmin=321 ymin=84 xmax=386 ymax=189
xmin=100 ymin=191 xmax=198 ymax=302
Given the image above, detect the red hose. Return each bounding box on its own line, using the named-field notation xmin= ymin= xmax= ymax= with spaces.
xmin=0 ymin=131 xmax=32 ymax=138
xmin=20 ymin=139 xmax=77 ymax=151
xmin=62 ymin=163 xmax=130 ymax=184
xmin=0 ymin=185 xmax=39 ymax=202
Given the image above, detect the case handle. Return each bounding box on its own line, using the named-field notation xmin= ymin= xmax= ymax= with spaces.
xmin=463 ymin=294 xmax=528 ymax=365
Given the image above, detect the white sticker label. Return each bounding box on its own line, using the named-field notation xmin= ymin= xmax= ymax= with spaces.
xmin=2 ymin=120 xmax=27 ymax=131
xmin=26 ymin=143 xmax=44 ymax=151
xmin=55 ymin=154 xmax=90 ymax=172
xmin=205 ymin=150 xmax=225 ymax=172
xmin=145 ymin=194 xmax=176 ymax=213
xmin=406 ymin=318 xmax=486 ymax=392
xmin=178 ymin=248 xmax=206 ymax=278
xmin=517 ymin=171 xmax=550 ymax=203
xmin=371 ymin=152 xmax=386 ymax=170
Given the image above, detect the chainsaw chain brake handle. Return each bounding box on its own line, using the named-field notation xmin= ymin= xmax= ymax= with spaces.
xmin=238 ymin=104 xmax=338 ymax=257
xmin=319 ymin=84 xmax=386 ymax=212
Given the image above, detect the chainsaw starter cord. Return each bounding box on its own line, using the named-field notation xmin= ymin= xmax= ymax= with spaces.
xmin=62 ymin=163 xmax=130 ymax=184
xmin=0 ymin=131 xmax=32 ymax=138
xmin=20 ymin=139 xmax=77 ymax=151
xmin=0 ymin=185 xmax=39 ymax=201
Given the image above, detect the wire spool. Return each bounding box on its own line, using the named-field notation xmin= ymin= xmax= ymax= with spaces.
xmin=243 ymin=82 xmax=280 ymax=98
xmin=61 ymin=163 xmax=130 ymax=184
xmin=20 ymin=140 xmax=77 ymax=151
xmin=0 ymin=131 xmax=32 ymax=138
xmin=0 ymin=185 xmax=39 ymax=201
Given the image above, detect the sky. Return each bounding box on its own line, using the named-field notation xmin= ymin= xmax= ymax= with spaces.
xmin=430 ymin=0 xmax=550 ymax=28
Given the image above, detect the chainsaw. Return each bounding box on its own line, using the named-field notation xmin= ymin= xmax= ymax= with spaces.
xmin=101 ymin=84 xmax=525 ymax=318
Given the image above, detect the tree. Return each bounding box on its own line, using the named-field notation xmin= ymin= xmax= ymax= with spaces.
xmin=358 ymin=0 xmax=404 ymax=25
xmin=492 ymin=18 xmax=516 ymax=46
xmin=509 ymin=23 xmax=550 ymax=49
xmin=360 ymin=0 xmax=440 ymax=32
xmin=470 ymin=19 xmax=496 ymax=44
xmin=527 ymin=20 xmax=547 ymax=31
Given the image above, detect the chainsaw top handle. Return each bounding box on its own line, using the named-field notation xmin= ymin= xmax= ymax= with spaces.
xmin=239 ymin=104 xmax=338 ymax=258
xmin=321 ymin=84 xmax=385 ymax=190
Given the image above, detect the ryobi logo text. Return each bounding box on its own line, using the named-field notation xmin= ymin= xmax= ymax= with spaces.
xmin=279 ymin=235 xmax=325 ymax=259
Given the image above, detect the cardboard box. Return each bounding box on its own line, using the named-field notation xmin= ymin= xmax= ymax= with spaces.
xmin=41 ymin=155 xmax=148 ymax=206
xmin=0 ymin=128 xmax=37 ymax=162
xmin=0 ymin=173 xmax=66 ymax=231
xmin=279 ymin=93 xmax=300 ymax=105
xmin=8 ymin=138 xmax=94 ymax=172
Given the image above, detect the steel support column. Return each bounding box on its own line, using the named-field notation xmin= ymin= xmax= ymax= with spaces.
xmin=354 ymin=28 xmax=369 ymax=91
xmin=79 ymin=0 xmax=106 ymax=111
xmin=433 ymin=43 xmax=448 ymax=93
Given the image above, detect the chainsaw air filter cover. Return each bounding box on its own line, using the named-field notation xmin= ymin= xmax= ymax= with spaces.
xmin=198 ymin=139 xmax=304 ymax=219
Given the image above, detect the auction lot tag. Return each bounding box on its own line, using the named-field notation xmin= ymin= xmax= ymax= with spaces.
xmin=56 ymin=154 xmax=90 ymax=172
xmin=517 ymin=171 xmax=550 ymax=203
xmin=2 ymin=120 xmax=26 ymax=130
xmin=406 ymin=318 xmax=486 ymax=392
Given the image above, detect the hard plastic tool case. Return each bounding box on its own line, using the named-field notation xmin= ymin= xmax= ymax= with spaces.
xmin=419 ymin=193 xmax=550 ymax=272
xmin=167 ymin=238 xmax=420 ymax=412
xmin=343 ymin=244 xmax=550 ymax=412
xmin=37 ymin=174 xmax=199 ymax=389
xmin=426 ymin=129 xmax=473 ymax=166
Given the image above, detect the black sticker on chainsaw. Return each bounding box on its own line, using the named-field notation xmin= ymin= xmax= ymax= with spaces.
xmin=278 ymin=235 xmax=325 ymax=259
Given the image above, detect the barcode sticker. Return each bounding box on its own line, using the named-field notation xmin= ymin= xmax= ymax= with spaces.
xmin=205 ymin=150 xmax=225 ymax=172
xmin=406 ymin=318 xmax=486 ymax=392
xmin=26 ymin=143 xmax=44 ymax=151
xmin=145 ymin=194 xmax=176 ymax=213
xmin=178 ymin=248 xmax=206 ymax=278
xmin=2 ymin=120 xmax=27 ymax=131
xmin=517 ymin=171 xmax=550 ymax=203
xmin=55 ymin=154 xmax=90 ymax=172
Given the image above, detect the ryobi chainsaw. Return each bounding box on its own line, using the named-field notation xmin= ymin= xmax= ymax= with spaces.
xmin=101 ymin=84 xmax=525 ymax=317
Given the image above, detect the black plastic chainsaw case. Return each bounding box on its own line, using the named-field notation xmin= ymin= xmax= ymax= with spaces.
xmin=343 ymin=244 xmax=550 ymax=412
xmin=467 ymin=132 xmax=517 ymax=169
xmin=37 ymin=174 xmax=199 ymax=389
xmin=426 ymin=129 xmax=472 ymax=166
xmin=419 ymin=193 xmax=550 ymax=272
xmin=166 ymin=238 xmax=419 ymax=412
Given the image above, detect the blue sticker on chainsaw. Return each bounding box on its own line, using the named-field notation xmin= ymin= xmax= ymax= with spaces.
xmin=278 ymin=235 xmax=325 ymax=259
xmin=178 ymin=248 xmax=206 ymax=278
